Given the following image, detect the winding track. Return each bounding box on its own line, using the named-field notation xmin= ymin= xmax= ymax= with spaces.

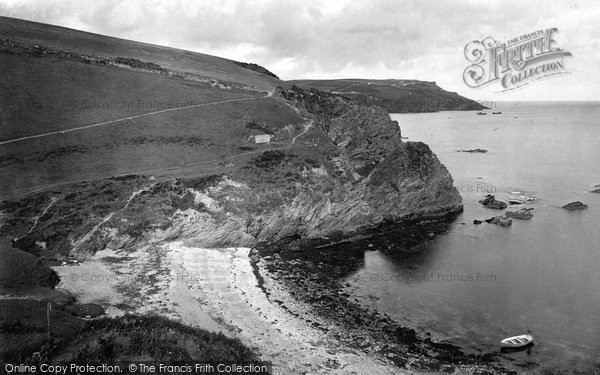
xmin=0 ymin=96 xmax=264 ymax=146
xmin=0 ymin=90 xmax=319 ymax=201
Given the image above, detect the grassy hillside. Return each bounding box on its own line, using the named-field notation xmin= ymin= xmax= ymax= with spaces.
xmin=1 ymin=306 xmax=262 ymax=368
xmin=0 ymin=16 xmax=279 ymax=89
xmin=287 ymin=79 xmax=485 ymax=112
xmin=0 ymin=18 xmax=308 ymax=199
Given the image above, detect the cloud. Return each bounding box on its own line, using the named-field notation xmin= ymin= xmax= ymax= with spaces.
xmin=0 ymin=0 xmax=598 ymax=100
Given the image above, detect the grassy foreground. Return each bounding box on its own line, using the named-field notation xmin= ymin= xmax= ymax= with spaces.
xmin=0 ymin=306 xmax=261 ymax=366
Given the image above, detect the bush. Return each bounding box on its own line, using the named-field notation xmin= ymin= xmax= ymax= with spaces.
xmin=252 ymin=150 xmax=286 ymax=169
xmin=233 ymin=61 xmax=279 ymax=79
xmin=114 ymin=57 xmax=165 ymax=72
xmin=177 ymin=175 xmax=224 ymax=191
xmin=304 ymin=157 xmax=320 ymax=168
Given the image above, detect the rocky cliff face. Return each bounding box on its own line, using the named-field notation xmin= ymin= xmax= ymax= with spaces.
xmin=242 ymin=88 xmax=463 ymax=244
xmin=1 ymin=87 xmax=462 ymax=256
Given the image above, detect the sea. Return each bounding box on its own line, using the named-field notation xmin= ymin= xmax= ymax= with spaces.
xmin=344 ymin=102 xmax=600 ymax=372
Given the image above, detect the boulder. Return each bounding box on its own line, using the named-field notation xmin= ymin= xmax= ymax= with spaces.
xmin=485 ymin=215 xmax=512 ymax=227
xmin=562 ymin=201 xmax=588 ymax=211
xmin=590 ymin=188 xmax=600 ymax=194
xmin=473 ymin=219 xmax=482 ymax=225
xmin=479 ymin=194 xmax=507 ymax=209
xmin=505 ymin=208 xmax=534 ymax=220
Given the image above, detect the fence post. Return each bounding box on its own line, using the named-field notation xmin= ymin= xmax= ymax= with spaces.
xmin=46 ymin=302 xmax=51 ymax=338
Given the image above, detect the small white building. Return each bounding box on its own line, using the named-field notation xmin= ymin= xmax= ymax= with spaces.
xmin=254 ymin=134 xmax=271 ymax=144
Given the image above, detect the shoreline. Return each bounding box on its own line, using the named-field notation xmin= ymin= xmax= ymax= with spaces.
xmin=53 ymin=242 xmax=409 ymax=374
xmin=17 ymin=188 xmax=517 ymax=374
xmin=47 ymin=212 xmax=521 ymax=374
xmin=254 ymin=224 xmax=508 ymax=374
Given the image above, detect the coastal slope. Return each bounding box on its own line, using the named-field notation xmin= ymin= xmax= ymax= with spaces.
xmin=287 ymin=78 xmax=486 ymax=112
xmin=0 ymin=16 xmax=473 ymax=374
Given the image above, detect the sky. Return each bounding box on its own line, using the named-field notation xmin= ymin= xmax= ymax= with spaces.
xmin=1 ymin=0 xmax=599 ymax=101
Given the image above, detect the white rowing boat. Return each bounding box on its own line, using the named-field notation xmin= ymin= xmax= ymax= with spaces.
xmin=500 ymin=334 xmax=534 ymax=348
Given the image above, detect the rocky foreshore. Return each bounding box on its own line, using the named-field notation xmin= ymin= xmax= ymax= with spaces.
xmin=252 ymin=219 xmax=511 ymax=373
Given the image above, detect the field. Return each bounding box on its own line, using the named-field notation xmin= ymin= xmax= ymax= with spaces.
xmin=0 ymin=48 xmax=305 ymax=198
xmin=0 ymin=16 xmax=280 ymax=90
xmin=287 ymin=78 xmax=485 ymax=112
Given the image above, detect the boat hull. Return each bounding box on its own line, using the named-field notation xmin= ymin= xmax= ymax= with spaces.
xmin=500 ymin=334 xmax=534 ymax=348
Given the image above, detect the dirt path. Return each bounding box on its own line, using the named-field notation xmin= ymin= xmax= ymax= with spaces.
xmin=1 ymin=96 xmax=316 ymax=202
xmin=14 ymin=196 xmax=59 ymax=240
xmin=0 ymin=96 xmax=264 ymax=146
xmin=291 ymin=120 xmax=314 ymax=145
xmin=73 ymin=186 xmax=155 ymax=250
xmin=0 ymin=142 xmax=302 ymax=201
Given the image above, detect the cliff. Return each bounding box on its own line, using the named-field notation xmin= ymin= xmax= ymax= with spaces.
xmin=0 ymin=17 xmax=462 ymax=256
xmin=287 ymin=79 xmax=486 ymax=113
xmin=2 ymin=86 xmax=462 ymax=256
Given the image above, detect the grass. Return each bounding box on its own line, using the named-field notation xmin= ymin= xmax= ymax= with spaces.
xmin=286 ymin=78 xmax=483 ymax=112
xmin=0 ymin=52 xmax=303 ymax=197
xmin=0 ymin=301 xmax=261 ymax=367
xmin=0 ymin=16 xmax=280 ymax=90
xmin=0 ymin=53 xmax=255 ymax=141
xmin=63 ymin=315 xmax=260 ymax=363
xmin=0 ymin=17 xmax=307 ymax=199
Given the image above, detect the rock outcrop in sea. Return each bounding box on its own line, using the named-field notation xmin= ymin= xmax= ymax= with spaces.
xmin=485 ymin=215 xmax=513 ymax=227
xmin=562 ymin=201 xmax=588 ymax=211
xmin=505 ymin=208 xmax=534 ymax=220
xmin=479 ymin=194 xmax=507 ymax=209
xmin=456 ymin=148 xmax=487 ymax=153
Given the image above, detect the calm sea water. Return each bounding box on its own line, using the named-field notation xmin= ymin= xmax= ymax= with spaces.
xmin=344 ymin=102 xmax=600 ymax=372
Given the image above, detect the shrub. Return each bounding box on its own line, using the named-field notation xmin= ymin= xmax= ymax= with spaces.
xmin=177 ymin=175 xmax=224 ymax=191
xmin=252 ymin=150 xmax=286 ymax=169
xmin=114 ymin=57 xmax=165 ymax=72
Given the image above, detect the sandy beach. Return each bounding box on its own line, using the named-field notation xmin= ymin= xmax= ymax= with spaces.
xmin=53 ymin=242 xmax=406 ymax=374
